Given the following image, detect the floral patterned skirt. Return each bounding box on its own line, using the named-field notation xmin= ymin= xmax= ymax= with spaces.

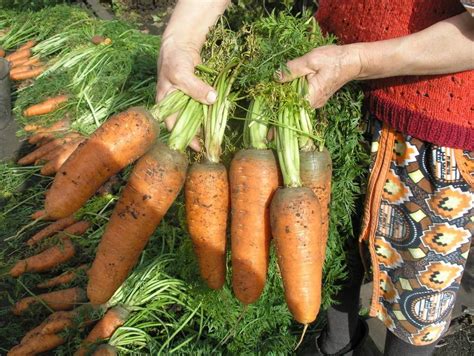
xmin=359 ymin=118 xmax=474 ymax=346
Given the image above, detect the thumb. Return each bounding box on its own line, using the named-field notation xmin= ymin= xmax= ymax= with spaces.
xmin=180 ymin=74 xmax=217 ymax=105
xmin=276 ymin=54 xmax=313 ymax=83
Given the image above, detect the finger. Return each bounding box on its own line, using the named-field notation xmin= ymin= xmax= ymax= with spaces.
xmin=164 ymin=112 xmax=179 ymax=132
xmin=178 ymin=74 xmax=217 ymax=105
xmin=307 ymin=73 xmax=330 ymax=109
xmin=266 ymin=127 xmax=275 ymax=141
xmin=156 ymin=80 xmax=174 ymax=102
xmin=189 ymin=136 xmax=201 ymax=152
xmin=277 ymin=54 xmax=314 ymax=83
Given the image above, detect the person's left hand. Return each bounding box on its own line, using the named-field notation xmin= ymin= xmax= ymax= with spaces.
xmin=278 ymin=44 xmax=363 ymax=108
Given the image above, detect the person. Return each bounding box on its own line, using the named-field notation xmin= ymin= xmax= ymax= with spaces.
xmin=156 ymin=1 xmax=474 ymax=355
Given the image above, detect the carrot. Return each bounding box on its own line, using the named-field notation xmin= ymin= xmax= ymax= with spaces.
xmin=40 ymin=138 xmax=85 ymax=176
xmin=18 ymin=133 xmax=81 ymax=165
xmin=91 ymin=35 xmax=106 ymax=45
xmin=18 ymin=39 xmax=37 ymax=51
xmin=10 ymin=57 xmax=29 ymax=68
xmin=28 ymin=220 xmax=90 ymax=247
xmin=9 ymin=237 xmax=75 ymax=277
xmin=270 ymin=103 xmax=323 ymax=325
xmin=87 ymin=142 xmax=188 ymax=304
xmin=21 ymin=311 xmax=75 ymax=343
xmin=8 ymin=333 xmax=65 ymax=356
xmin=230 ymin=98 xmax=281 ymax=304
xmin=184 ymin=63 xmax=238 ymax=290
xmin=300 ymin=148 xmax=332 ymax=261
xmin=26 ymin=215 xmax=76 ymax=246
xmin=23 ymin=94 xmax=69 ymax=117
xmin=270 ymin=188 xmax=322 ymax=324
xmin=10 ymin=65 xmax=44 ymax=80
xmin=230 ymin=149 xmax=280 ymax=304
xmin=75 ymin=306 xmax=129 ymax=356
xmin=31 ymin=210 xmax=48 ymax=220
xmin=25 ymin=117 xmax=69 ymax=133
xmin=45 ymin=107 xmax=159 ymax=220
xmin=185 ymin=162 xmax=229 ymax=290
xmin=37 ymin=264 xmax=88 ymax=289
xmin=12 ymin=287 xmax=87 ymax=315
xmin=27 ymin=120 xmax=70 ymax=145
xmin=0 ymin=48 xmax=5 ymax=57
xmin=5 ymin=47 xmax=31 ymax=62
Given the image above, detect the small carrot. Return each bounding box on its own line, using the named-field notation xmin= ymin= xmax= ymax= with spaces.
xmin=0 ymin=48 xmax=5 ymax=57
xmin=27 ymin=119 xmax=70 ymax=145
xmin=10 ymin=65 xmax=44 ymax=80
xmin=37 ymin=264 xmax=88 ymax=289
xmin=21 ymin=311 xmax=75 ymax=343
xmin=45 ymin=107 xmax=159 ymax=220
xmin=23 ymin=94 xmax=69 ymax=117
xmin=75 ymin=306 xmax=129 ymax=356
xmin=26 ymin=215 xmax=77 ymax=246
xmin=9 ymin=237 xmax=75 ymax=277
xmin=5 ymin=47 xmax=31 ymax=62
xmin=12 ymin=287 xmax=87 ymax=315
xmin=18 ymin=133 xmax=81 ymax=165
xmin=27 ymin=220 xmax=90 ymax=246
xmin=8 ymin=334 xmax=65 ymax=356
xmin=31 ymin=210 xmax=47 ymax=220
xmin=91 ymin=35 xmax=106 ymax=45
xmin=40 ymin=138 xmax=85 ymax=176
xmin=18 ymin=39 xmax=37 ymax=51
xmin=25 ymin=117 xmax=69 ymax=133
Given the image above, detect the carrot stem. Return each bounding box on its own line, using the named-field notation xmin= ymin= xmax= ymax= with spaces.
xmin=168 ymin=98 xmax=204 ymax=152
xmin=275 ymin=106 xmax=301 ymax=187
xmin=243 ymin=96 xmax=269 ymax=150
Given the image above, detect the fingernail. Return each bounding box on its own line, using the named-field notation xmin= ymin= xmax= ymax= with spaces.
xmin=274 ymin=70 xmax=283 ymax=81
xmin=206 ymin=91 xmax=217 ymax=104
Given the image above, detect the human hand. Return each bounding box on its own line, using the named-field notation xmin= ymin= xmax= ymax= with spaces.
xmin=278 ymin=44 xmax=362 ymax=108
xmin=156 ymin=40 xmax=217 ymax=151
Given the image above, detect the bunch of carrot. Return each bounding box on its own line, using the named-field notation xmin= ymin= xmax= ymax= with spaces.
xmin=4 ymin=39 xmax=46 ymax=80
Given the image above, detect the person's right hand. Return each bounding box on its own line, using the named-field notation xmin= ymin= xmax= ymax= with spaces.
xmin=156 ymin=39 xmax=217 ymax=151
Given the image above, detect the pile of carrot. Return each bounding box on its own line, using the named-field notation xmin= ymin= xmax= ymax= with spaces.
xmin=4 ymin=40 xmax=46 ymax=81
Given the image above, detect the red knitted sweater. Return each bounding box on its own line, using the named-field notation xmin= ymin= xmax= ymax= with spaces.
xmin=317 ymin=0 xmax=474 ymax=150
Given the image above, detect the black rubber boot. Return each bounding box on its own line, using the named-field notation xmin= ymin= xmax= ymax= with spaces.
xmin=0 ymin=57 xmax=11 ymax=129
xmin=0 ymin=57 xmax=22 ymax=161
xmin=298 ymin=318 xmax=369 ymax=356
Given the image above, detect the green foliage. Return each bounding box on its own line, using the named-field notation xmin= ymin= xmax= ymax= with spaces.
xmin=0 ymin=0 xmax=71 ymax=11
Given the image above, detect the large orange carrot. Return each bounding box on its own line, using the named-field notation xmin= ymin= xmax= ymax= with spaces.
xmin=10 ymin=65 xmax=44 ymax=80
xmin=40 ymin=138 xmax=85 ymax=176
xmin=12 ymin=287 xmax=87 ymax=315
xmin=230 ymin=149 xmax=280 ymax=304
xmin=300 ymin=148 xmax=332 ymax=261
xmin=75 ymin=306 xmax=129 ymax=356
xmin=45 ymin=107 xmax=159 ymax=220
xmin=23 ymin=94 xmax=69 ymax=117
xmin=271 ymin=188 xmax=322 ymax=324
xmin=37 ymin=264 xmax=88 ymax=289
xmin=230 ymin=98 xmax=281 ymax=304
xmin=27 ymin=220 xmax=90 ymax=246
xmin=5 ymin=47 xmax=31 ymax=62
xmin=270 ymin=105 xmax=323 ymax=325
xmin=26 ymin=215 xmax=76 ymax=246
xmin=87 ymin=142 xmax=188 ymax=304
xmin=185 ymin=162 xmax=229 ymax=290
xmin=8 ymin=334 xmax=65 ymax=356
xmin=18 ymin=133 xmax=81 ymax=165
xmin=9 ymin=237 xmax=75 ymax=277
